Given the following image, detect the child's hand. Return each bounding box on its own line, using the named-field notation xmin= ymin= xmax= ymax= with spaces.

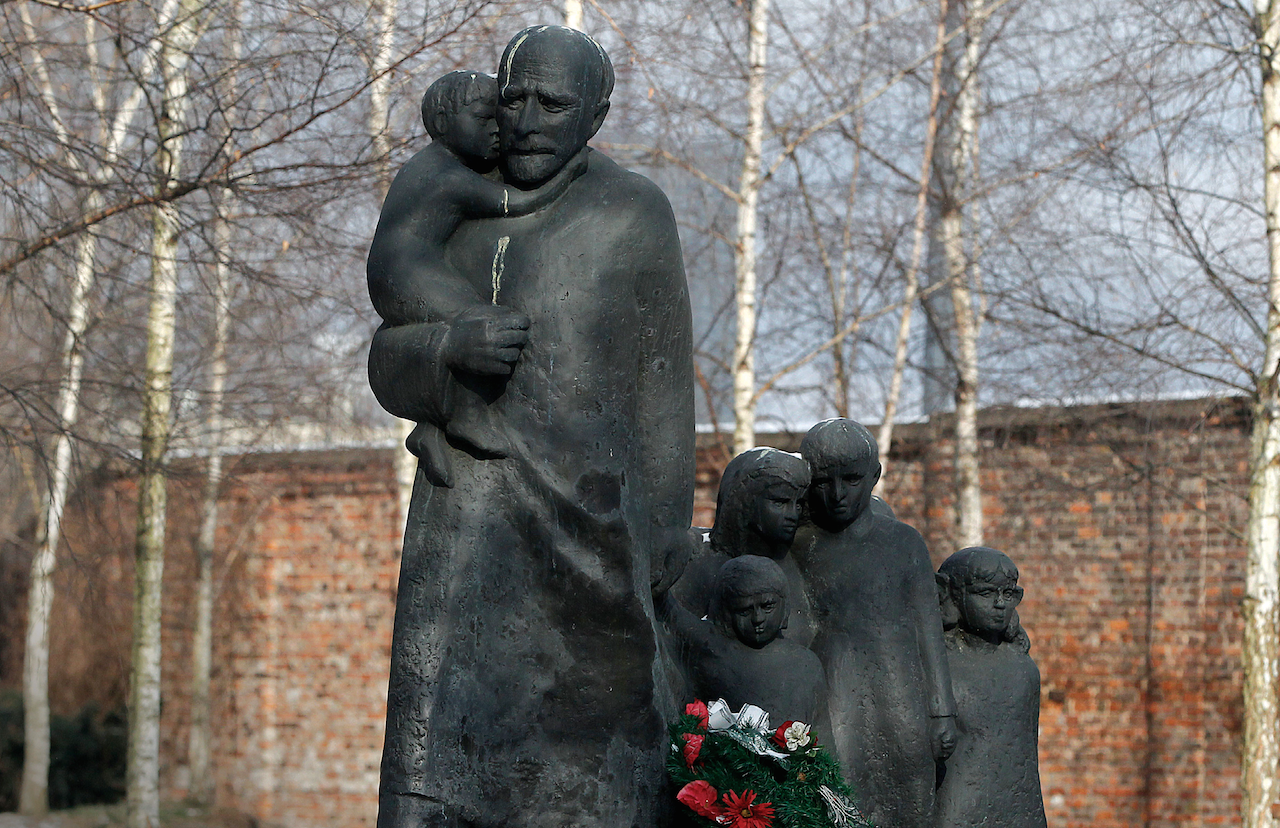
xmin=930 ymin=715 xmax=958 ymax=760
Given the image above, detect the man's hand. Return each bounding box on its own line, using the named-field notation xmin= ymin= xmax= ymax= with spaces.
xmin=443 ymin=306 xmax=530 ymax=376
xmin=930 ymin=715 xmax=958 ymax=761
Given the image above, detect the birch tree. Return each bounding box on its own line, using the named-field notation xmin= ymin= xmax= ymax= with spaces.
xmin=186 ymin=199 xmax=229 ymax=807
xmin=363 ymin=0 xmax=420 ymax=534
xmin=1246 ymin=3 xmax=1280 ymax=822
xmin=14 ymin=3 xmax=159 ymax=812
xmin=926 ymin=0 xmax=986 ymax=546
xmin=730 ymin=0 xmax=771 ymax=454
xmin=991 ymin=2 xmax=1280 ymax=821
xmin=877 ymin=0 xmax=949 ymax=479
xmin=130 ymin=1 xmax=208 ymax=824
xmin=563 ymin=0 xmax=583 ymax=30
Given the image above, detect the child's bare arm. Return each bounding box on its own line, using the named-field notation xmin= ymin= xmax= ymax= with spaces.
xmin=501 ymin=149 xmax=590 ymax=216
xmin=447 ymin=163 xmax=527 ymax=218
xmin=429 ymin=146 xmax=586 ymax=220
xmin=656 ymin=591 xmax=719 ymax=652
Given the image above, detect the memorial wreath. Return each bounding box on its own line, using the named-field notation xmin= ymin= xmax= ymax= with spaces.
xmin=667 ymin=700 xmax=871 ymax=828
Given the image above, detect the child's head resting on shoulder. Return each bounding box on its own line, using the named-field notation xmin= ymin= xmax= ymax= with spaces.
xmin=421 ymin=71 xmax=499 ymax=163
xmin=709 ymin=555 xmax=789 ymax=649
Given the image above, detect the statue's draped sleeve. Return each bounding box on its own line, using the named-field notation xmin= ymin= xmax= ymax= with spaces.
xmin=631 ymin=185 xmax=696 ymax=579
xmin=368 ymin=320 xmax=456 ymax=427
xmin=907 ymin=528 xmax=958 ymax=718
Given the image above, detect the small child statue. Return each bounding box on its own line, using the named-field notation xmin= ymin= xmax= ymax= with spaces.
xmin=366 ymin=70 xmax=586 ymax=482
xmin=934 ymin=547 xmax=1047 ymax=828
xmin=659 ymin=555 xmax=827 ymax=729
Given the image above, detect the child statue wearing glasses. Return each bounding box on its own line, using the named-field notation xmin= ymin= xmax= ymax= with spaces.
xmin=934 ymin=547 xmax=1047 ymax=828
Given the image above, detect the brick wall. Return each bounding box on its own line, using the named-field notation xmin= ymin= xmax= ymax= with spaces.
xmin=883 ymin=399 xmax=1249 ymax=827
xmin=40 ymin=450 xmax=402 ymax=827
xmin=22 ymin=397 xmax=1252 ymax=828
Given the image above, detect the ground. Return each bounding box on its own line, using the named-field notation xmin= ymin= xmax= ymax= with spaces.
xmin=0 ymin=805 xmax=258 ymax=828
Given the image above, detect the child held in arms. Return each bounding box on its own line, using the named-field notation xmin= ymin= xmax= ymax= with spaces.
xmin=934 ymin=547 xmax=1047 ymax=828
xmin=659 ymin=555 xmax=827 ymax=729
xmin=366 ymin=70 xmax=587 ymax=468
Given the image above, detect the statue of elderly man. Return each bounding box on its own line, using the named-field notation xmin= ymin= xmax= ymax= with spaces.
xmin=367 ymin=26 xmax=695 ymax=828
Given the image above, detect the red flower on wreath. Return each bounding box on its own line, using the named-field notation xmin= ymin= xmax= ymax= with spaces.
xmin=686 ymin=699 xmax=710 ymax=730
xmin=676 ymin=780 xmax=724 ymax=821
xmin=722 ymin=789 xmax=775 ymax=828
xmin=681 ymin=732 xmax=704 ymax=768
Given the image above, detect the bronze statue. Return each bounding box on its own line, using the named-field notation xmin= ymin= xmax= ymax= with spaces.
xmin=793 ymin=418 xmax=957 ymax=828
xmin=367 ymin=26 xmax=694 ymax=828
xmin=660 ymin=555 xmax=827 ymax=727
xmin=671 ymin=447 xmax=814 ymax=645
xmin=934 ymin=547 xmax=1047 ymax=828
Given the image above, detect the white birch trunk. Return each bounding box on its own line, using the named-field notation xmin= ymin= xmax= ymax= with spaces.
xmin=951 ymin=274 xmax=981 ymax=546
xmin=950 ymin=0 xmax=983 ymax=548
xmin=1245 ymin=4 xmax=1280 ymax=826
xmin=17 ymin=4 xmax=159 ymax=811
xmin=365 ymin=0 xmax=415 ymax=535
xmin=831 ymin=136 xmax=862 ymax=419
xmin=368 ymin=0 xmax=397 ymax=180
xmin=129 ymin=3 xmax=204 ymax=826
xmin=876 ymin=0 xmax=949 ymax=483
xmin=563 ymin=0 xmax=584 ymax=30
xmin=187 ymin=188 xmax=232 ymax=806
xmin=187 ymin=0 xmax=242 ymax=799
xmin=19 ymin=223 xmax=96 ymax=815
xmin=732 ymin=0 xmax=769 ymax=455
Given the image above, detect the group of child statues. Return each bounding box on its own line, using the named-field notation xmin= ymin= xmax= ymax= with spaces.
xmin=657 ymin=419 xmax=1048 ymax=828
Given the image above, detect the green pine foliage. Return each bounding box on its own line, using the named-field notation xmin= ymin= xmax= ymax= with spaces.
xmin=666 ymin=712 xmax=870 ymax=828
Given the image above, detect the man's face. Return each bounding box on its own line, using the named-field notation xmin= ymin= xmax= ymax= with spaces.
xmin=959 ymin=573 xmax=1022 ymax=640
xmin=726 ymin=590 xmax=785 ymax=648
xmin=809 ymin=458 xmax=878 ymax=529
xmin=498 ymin=37 xmax=601 ymax=187
xmin=748 ymin=481 xmax=804 ymax=547
xmin=446 ymin=97 xmax=500 ymax=165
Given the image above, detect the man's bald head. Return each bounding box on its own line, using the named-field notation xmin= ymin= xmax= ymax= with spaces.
xmin=499 ymin=26 xmax=614 ymax=108
xmin=496 ymin=26 xmax=614 ymax=187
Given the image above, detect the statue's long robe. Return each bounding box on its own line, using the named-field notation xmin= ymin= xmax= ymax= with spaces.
xmin=935 ymin=631 xmax=1047 ymax=828
xmin=368 ymin=151 xmax=694 ymax=828
xmin=795 ymin=516 xmax=956 ymax=828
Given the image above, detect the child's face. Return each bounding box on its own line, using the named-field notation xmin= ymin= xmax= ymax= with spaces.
xmin=749 ymin=481 xmax=803 ymax=547
xmin=809 ymin=457 xmax=877 ymax=528
xmin=959 ymin=570 xmax=1022 ymax=639
xmin=446 ymin=94 xmax=500 ymax=163
xmin=726 ymin=589 xmax=785 ymax=648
